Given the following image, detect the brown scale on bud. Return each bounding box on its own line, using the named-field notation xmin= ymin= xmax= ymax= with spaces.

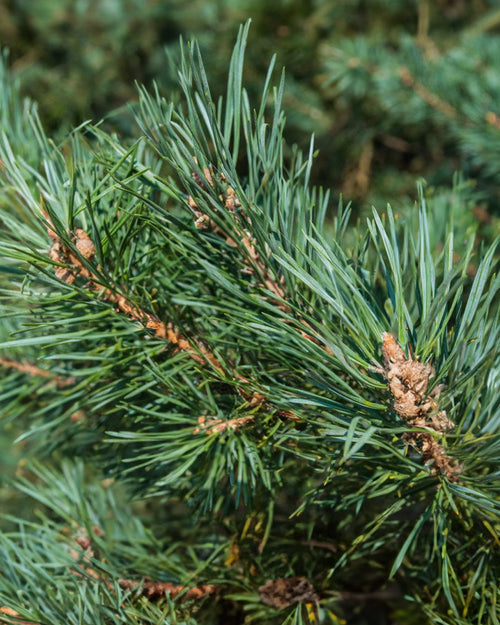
xmin=187 ymin=162 xmax=241 ymax=230
xmin=74 ymin=228 xmax=95 ymax=259
xmin=224 ymin=186 xmax=241 ymax=212
xmin=192 ymin=158 xmax=214 ymax=188
xmin=382 ymin=333 xmax=460 ymax=481
xmin=67 ymin=524 xmax=104 ymax=580
xmin=48 ymin=227 xmax=95 ymax=284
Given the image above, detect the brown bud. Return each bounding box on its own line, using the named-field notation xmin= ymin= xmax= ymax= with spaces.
xmin=74 ymin=229 xmax=95 ymax=259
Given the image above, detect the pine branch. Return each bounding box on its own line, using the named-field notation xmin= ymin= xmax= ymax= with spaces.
xmin=0 ymin=607 xmax=37 ymax=625
xmin=116 ymin=579 xmax=218 ymax=601
xmin=67 ymin=524 xmax=220 ymax=602
xmin=398 ymin=66 xmax=458 ymax=120
xmin=0 ymin=358 xmax=74 ymax=388
xmin=45 ymin=211 xmax=296 ymax=426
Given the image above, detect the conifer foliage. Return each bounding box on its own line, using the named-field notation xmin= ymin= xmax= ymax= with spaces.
xmin=0 ymin=24 xmax=499 ymax=625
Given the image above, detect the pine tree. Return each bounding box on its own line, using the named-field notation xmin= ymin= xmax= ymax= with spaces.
xmin=1 ymin=23 xmax=499 ymax=625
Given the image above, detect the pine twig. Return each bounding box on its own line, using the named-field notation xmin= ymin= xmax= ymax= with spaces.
xmin=0 ymin=607 xmax=39 ymax=625
xmin=0 ymin=358 xmax=74 ymax=388
xmin=192 ymin=414 xmax=256 ymax=434
xmin=45 ymin=214 xmax=245 ymax=372
xmin=189 ymin=164 xmax=287 ymax=305
xmin=187 ymin=164 xmax=333 ymax=354
xmin=63 ymin=525 xmax=219 ymax=604
xmin=117 ymin=579 xmax=218 ymax=601
xmin=398 ymin=66 xmax=458 ymax=120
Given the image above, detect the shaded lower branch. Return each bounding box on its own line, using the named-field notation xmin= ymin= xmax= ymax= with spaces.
xmin=117 ymin=578 xmax=218 ymax=601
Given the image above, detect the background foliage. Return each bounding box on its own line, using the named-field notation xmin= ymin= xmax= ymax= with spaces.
xmin=2 ymin=0 xmax=500 ymax=213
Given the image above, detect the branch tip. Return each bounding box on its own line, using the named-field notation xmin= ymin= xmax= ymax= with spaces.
xmin=382 ymin=333 xmax=460 ymax=481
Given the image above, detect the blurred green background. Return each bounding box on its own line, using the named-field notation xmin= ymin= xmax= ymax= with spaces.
xmin=2 ymin=0 xmax=500 ymax=523
xmin=2 ymin=0 xmax=500 ymax=211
